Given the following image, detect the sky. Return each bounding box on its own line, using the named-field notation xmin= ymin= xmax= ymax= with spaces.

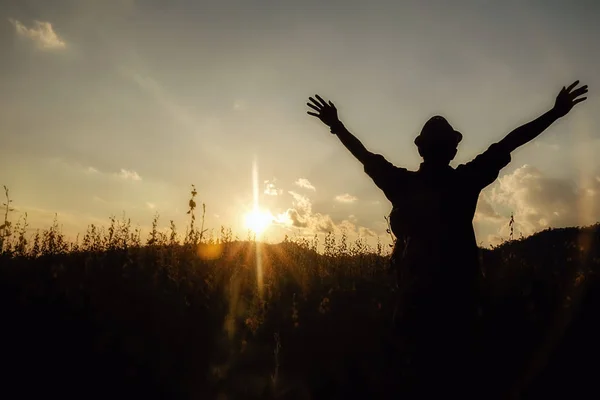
xmin=0 ymin=0 xmax=599 ymax=248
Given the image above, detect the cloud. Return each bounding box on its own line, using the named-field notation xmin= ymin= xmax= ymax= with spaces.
xmin=9 ymin=19 xmax=66 ymax=50
xmin=533 ymin=141 xmax=560 ymax=151
xmin=233 ymin=100 xmax=246 ymax=111
xmin=272 ymin=191 xmax=312 ymax=228
xmin=474 ymin=195 xmax=503 ymax=224
xmin=264 ymin=180 xmax=282 ymax=196
xmin=117 ymin=169 xmax=142 ymax=181
xmin=295 ymin=178 xmax=316 ymax=191
xmin=335 ymin=193 xmax=358 ymax=203
xmin=146 ymin=202 xmax=156 ymax=210
xmin=485 ymin=164 xmax=600 ymax=239
xmin=49 ymin=160 xmax=143 ymax=185
xmin=358 ymin=227 xmax=377 ymax=237
xmin=338 ymin=219 xmax=356 ymax=233
xmin=313 ymin=213 xmax=336 ymax=233
xmin=274 ymin=191 xmax=381 ymax=237
xmin=284 ymin=209 xmax=309 ymax=228
xmin=288 ymin=191 xmax=312 ymax=216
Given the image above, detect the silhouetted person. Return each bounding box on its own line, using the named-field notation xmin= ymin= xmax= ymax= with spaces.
xmin=307 ymin=81 xmax=588 ymax=398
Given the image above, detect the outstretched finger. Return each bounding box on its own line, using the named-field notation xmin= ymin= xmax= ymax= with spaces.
xmin=566 ymin=80 xmax=580 ymax=92
xmin=328 ymin=100 xmax=337 ymax=110
xmin=307 ymin=102 xmax=321 ymax=112
xmin=307 ymin=111 xmax=320 ymax=117
xmin=570 ymin=86 xmax=588 ymax=98
xmin=573 ymin=97 xmax=587 ymax=106
xmin=308 ymin=97 xmax=322 ymax=109
xmin=315 ymin=94 xmax=328 ymax=108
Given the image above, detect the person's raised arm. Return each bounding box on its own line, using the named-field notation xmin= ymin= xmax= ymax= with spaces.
xmin=307 ymin=94 xmax=408 ymax=201
xmin=497 ymin=80 xmax=588 ymax=154
xmin=307 ymin=94 xmax=373 ymax=165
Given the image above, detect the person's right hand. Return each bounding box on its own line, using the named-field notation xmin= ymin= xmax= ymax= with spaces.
xmin=307 ymin=95 xmax=340 ymax=127
xmin=552 ymin=80 xmax=588 ymax=118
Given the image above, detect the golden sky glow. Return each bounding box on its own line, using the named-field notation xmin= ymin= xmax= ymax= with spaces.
xmin=0 ymin=1 xmax=599 ymax=248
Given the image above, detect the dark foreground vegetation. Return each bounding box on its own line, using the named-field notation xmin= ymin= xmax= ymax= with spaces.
xmin=1 ymin=190 xmax=599 ymax=399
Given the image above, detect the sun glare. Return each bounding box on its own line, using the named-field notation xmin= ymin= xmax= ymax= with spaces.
xmin=244 ymin=208 xmax=273 ymax=235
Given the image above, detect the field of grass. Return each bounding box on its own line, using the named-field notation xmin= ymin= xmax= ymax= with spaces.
xmin=1 ymin=186 xmax=599 ymax=399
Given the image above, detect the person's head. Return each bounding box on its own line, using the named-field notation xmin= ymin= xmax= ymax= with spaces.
xmin=414 ymin=116 xmax=462 ymax=164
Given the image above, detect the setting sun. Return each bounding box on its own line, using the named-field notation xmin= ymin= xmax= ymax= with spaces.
xmin=244 ymin=208 xmax=273 ymax=235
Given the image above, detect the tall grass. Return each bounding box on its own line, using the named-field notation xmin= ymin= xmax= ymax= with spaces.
xmin=0 ymin=185 xmax=599 ymax=399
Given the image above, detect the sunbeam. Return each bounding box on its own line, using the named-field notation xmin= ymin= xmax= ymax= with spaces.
xmin=252 ymin=157 xmax=264 ymax=298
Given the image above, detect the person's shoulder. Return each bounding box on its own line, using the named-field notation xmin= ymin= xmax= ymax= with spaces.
xmin=364 ymin=153 xmax=412 ymax=173
xmin=457 ymin=143 xmax=511 ymax=168
xmin=455 ymin=142 xmax=512 ymax=189
xmin=455 ymin=162 xmax=468 ymax=171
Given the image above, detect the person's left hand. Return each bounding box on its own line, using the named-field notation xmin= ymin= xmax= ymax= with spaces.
xmin=553 ymin=80 xmax=588 ymax=118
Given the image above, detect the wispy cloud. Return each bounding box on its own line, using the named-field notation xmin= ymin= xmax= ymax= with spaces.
xmin=92 ymin=196 xmax=108 ymax=204
xmin=117 ymin=169 xmax=142 ymax=181
xmin=233 ymin=100 xmax=246 ymax=111
xmin=295 ymin=178 xmax=316 ymax=191
xmin=533 ymin=141 xmax=560 ymax=151
xmin=146 ymin=202 xmax=156 ymax=209
xmin=358 ymin=227 xmax=377 ymax=237
xmin=264 ymin=180 xmax=282 ymax=196
xmin=9 ymin=19 xmax=66 ymax=50
xmin=335 ymin=193 xmax=358 ymax=203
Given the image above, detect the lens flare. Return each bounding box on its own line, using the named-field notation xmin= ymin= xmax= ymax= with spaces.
xmin=250 ymin=157 xmax=265 ymax=299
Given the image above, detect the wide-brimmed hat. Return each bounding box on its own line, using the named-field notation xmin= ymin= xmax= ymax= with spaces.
xmin=414 ymin=116 xmax=463 ymax=149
